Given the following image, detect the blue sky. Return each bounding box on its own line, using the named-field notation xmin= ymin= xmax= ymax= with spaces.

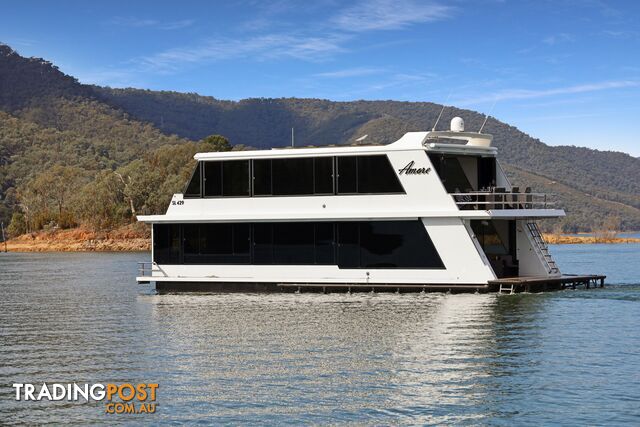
xmin=2 ymin=0 xmax=640 ymax=156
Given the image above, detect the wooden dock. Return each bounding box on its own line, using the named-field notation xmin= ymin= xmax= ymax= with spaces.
xmin=489 ymin=274 xmax=606 ymax=294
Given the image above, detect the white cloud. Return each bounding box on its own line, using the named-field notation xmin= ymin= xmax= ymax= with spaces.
xmin=313 ymin=71 xmax=439 ymax=99
xmin=158 ymin=20 xmax=195 ymax=30
xmin=69 ymin=68 xmax=138 ymax=87
xmin=455 ymin=80 xmax=640 ymax=106
xmin=0 ymin=37 xmax=38 ymax=47
xmin=109 ymin=17 xmax=194 ymax=30
xmin=331 ymin=0 xmax=452 ymax=32
xmin=601 ymin=29 xmax=639 ymax=39
xmin=123 ymin=0 xmax=454 ymax=75
xmin=314 ymin=67 xmax=385 ymax=78
xmin=543 ymin=33 xmax=574 ymax=45
xmin=136 ymin=33 xmax=347 ymax=72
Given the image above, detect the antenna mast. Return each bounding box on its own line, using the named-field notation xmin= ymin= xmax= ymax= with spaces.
xmin=431 ymin=92 xmax=451 ymax=131
xmin=479 ymin=115 xmax=489 ymax=134
xmin=432 ymin=105 xmax=446 ymax=131
xmin=478 ymin=99 xmax=497 ymax=133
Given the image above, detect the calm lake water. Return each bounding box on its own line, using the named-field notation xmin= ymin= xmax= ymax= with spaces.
xmin=1 ymin=244 xmax=639 ymax=425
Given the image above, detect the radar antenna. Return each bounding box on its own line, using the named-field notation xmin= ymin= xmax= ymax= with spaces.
xmin=478 ymin=99 xmax=497 ymax=133
xmin=431 ymin=92 xmax=451 ymax=131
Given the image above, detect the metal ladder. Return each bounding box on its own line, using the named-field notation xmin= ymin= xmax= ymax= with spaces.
xmin=498 ymin=284 xmax=515 ymax=294
xmin=526 ymin=222 xmax=560 ymax=275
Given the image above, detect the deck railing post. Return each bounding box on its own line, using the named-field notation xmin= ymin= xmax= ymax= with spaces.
xmin=1 ymin=221 xmax=6 ymax=253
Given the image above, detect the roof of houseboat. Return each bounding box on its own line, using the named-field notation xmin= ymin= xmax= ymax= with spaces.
xmin=194 ymin=130 xmax=497 ymax=161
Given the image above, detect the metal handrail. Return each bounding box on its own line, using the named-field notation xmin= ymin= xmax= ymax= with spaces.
xmin=451 ymin=192 xmax=554 ymax=210
xmin=137 ymin=261 xmax=154 ymax=277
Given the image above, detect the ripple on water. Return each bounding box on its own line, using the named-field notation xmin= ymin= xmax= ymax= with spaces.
xmin=0 ymin=250 xmax=639 ymax=425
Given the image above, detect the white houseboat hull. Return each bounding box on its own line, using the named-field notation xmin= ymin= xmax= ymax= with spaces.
xmin=137 ymin=127 xmax=576 ymax=292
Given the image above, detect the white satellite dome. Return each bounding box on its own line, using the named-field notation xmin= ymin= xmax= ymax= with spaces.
xmin=450 ymin=117 xmax=464 ymax=132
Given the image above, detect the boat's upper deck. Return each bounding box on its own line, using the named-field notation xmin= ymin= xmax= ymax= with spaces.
xmin=193 ymin=131 xmax=497 ymax=161
xmin=137 ymin=124 xmax=564 ymax=223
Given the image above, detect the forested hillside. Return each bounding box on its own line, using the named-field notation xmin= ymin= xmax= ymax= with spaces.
xmin=1 ymin=42 xmax=639 ymax=235
xmin=0 ymin=44 xmax=198 ymax=233
xmin=96 ymin=89 xmax=640 ymax=211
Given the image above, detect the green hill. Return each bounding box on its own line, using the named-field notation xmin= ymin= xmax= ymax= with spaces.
xmin=1 ymin=42 xmax=639 ymax=233
xmin=95 ymin=89 xmax=640 ymax=211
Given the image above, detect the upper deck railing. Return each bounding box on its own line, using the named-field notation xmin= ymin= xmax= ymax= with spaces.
xmin=451 ymin=188 xmax=554 ymax=210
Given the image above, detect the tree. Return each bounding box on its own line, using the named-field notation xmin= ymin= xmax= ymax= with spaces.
xmin=200 ymin=134 xmax=232 ymax=152
xmin=75 ymin=171 xmax=130 ymax=230
xmin=594 ymin=215 xmax=621 ymax=242
xmin=15 ymin=165 xmax=87 ymax=230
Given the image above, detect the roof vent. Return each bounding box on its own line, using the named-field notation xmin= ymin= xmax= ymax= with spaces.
xmin=451 ymin=117 xmax=464 ymax=132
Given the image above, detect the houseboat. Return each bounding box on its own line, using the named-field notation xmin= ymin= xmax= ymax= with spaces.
xmin=136 ymin=117 xmax=604 ymax=293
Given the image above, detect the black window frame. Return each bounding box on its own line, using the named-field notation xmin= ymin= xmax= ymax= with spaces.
xmin=252 ymin=158 xmax=273 ymax=196
xmin=185 ymin=155 xmax=405 ymax=198
xmin=183 ymin=162 xmax=202 ymax=198
xmin=337 ymin=156 xmax=358 ymax=195
xmin=202 ymin=160 xmax=251 ymax=198
xmin=356 ymin=155 xmax=404 ymax=194
xmin=252 ymin=156 xmax=336 ymax=197
xmin=222 ymin=160 xmax=251 ymax=197
xmin=203 ymin=161 xmax=222 ymax=198
xmin=313 ymin=157 xmax=335 ymax=195
xmin=271 ymin=157 xmax=315 ymax=196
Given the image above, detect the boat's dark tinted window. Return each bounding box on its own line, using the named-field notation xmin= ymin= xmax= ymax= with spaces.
xmin=203 ymin=162 xmax=222 ymax=197
xmin=187 ymin=155 xmax=402 ymax=197
xmin=153 ymin=224 xmax=181 ymax=264
xmin=169 ymin=225 xmax=181 ymax=263
xmin=471 ymin=220 xmax=509 ymax=256
xmin=443 ymin=156 xmax=472 ymax=193
xmin=478 ymin=157 xmax=496 ymax=189
xmin=175 ymin=224 xmax=250 ymax=264
xmin=359 ymin=221 xmax=443 ymax=268
xmin=233 ymin=224 xmax=251 ymax=256
xmin=222 ymin=160 xmax=250 ymax=196
xmin=272 ymin=158 xmax=314 ymax=195
xmin=357 ymin=155 xmax=404 ymax=194
xmin=253 ymin=223 xmax=273 ymax=264
xmin=253 ymin=159 xmax=272 ymax=195
xmin=427 ymin=154 xmax=473 ymax=193
xmin=359 ymin=222 xmax=402 ymax=268
xmin=153 ymin=224 xmax=169 ymax=262
xmin=337 ymin=222 xmax=360 ymax=268
xmin=157 ymin=221 xmax=443 ymax=268
xmin=273 ymin=222 xmax=315 ymax=264
xmin=314 ymin=157 xmax=334 ymax=194
xmin=314 ymin=222 xmax=335 ymax=264
xmin=200 ymin=224 xmax=232 ymax=254
xmin=337 ymin=157 xmax=357 ymax=194
xmin=184 ymin=163 xmax=201 ymax=197
xmin=182 ymin=224 xmax=200 ymax=263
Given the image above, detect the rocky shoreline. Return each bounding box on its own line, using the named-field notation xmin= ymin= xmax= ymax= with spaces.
xmin=542 ymin=233 xmax=640 ymax=244
xmin=3 ymin=225 xmax=150 ymax=252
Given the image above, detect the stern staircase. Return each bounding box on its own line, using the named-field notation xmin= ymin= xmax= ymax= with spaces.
xmin=527 ymin=222 xmax=560 ymax=275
